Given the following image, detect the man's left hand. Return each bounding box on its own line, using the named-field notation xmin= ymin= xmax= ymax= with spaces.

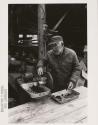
xmin=68 ymin=81 xmax=74 ymax=90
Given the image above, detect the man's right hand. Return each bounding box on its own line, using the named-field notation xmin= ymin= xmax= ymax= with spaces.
xmin=37 ymin=67 xmax=43 ymax=76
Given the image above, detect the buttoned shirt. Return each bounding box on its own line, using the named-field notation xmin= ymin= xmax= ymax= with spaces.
xmin=37 ymin=47 xmax=81 ymax=91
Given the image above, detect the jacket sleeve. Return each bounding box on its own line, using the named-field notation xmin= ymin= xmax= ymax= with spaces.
xmin=37 ymin=54 xmax=48 ymax=68
xmin=70 ymin=52 xmax=81 ymax=86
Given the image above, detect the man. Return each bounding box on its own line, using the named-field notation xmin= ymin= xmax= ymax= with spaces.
xmin=37 ymin=35 xmax=81 ymax=92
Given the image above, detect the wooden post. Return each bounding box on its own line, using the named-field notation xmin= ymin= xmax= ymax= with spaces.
xmin=38 ymin=4 xmax=46 ymax=60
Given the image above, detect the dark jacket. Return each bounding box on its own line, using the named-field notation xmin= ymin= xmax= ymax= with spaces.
xmin=37 ymin=47 xmax=81 ymax=91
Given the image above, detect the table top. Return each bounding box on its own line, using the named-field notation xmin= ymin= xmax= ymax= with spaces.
xmin=8 ymin=86 xmax=87 ymax=123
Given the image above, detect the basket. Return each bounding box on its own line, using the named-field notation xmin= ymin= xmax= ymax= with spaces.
xmin=26 ymin=85 xmax=51 ymax=99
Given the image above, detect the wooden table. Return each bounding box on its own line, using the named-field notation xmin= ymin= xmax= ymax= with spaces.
xmin=8 ymin=86 xmax=87 ymax=123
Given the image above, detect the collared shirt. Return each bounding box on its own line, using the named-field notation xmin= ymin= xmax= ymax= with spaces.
xmin=37 ymin=47 xmax=81 ymax=91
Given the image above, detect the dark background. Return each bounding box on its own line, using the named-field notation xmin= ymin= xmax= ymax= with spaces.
xmin=8 ymin=4 xmax=87 ymax=57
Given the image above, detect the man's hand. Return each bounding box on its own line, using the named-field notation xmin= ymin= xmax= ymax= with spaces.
xmin=68 ymin=81 xmax=74 ymax=90
xmin=65 ymin=82 xmax=74 ymax=95
xmin=37 ymin=67 xmax=43 ymax=76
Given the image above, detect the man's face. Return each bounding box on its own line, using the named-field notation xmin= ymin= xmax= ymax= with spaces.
xmin=52 ymin=41 xmax=64 ymax=55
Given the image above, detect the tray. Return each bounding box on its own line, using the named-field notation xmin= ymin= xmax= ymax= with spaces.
xmin=51 ymin=89 xmax=80 ymax=104
xmin=26 ymin=85 xmax=51 ymax=99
